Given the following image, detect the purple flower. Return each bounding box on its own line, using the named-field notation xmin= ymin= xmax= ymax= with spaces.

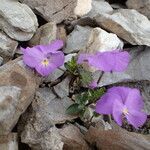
xmin=77 ymin=50 xmax=130 ymax=72
xmin=96 ymin=86 xmax=147 ymax=128
xmin=22 ymin=40 xmax=64 ymax=76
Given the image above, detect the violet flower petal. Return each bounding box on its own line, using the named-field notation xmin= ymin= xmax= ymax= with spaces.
xmin=96 ymin=92 xmax=120 ymax=114
xmin=36 ymin=40 xmax=64 ymax=54
xmin=35 ymin=63 xmax=57 ymax=76
xmin=22 ymin=47 xmax=44 ymax=68
xmin=48 ymin=52 xmax=65 ymax=67
xmin=125 ymin=89 xmax=144 ymax=111
xmin=126 ymin=110 xmax=147 ymax=128
xmin=112 ymin=100 xmax=124 ymax=126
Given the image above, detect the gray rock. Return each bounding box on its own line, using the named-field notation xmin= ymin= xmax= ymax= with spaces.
xmin=0 ymin=57 xmax=3 ymax=66
xmin=29 ymin=22 xmax=57 ymax=46
xmin=21 ymin=124 xmax=89 ymax=150
xmin=0 ymin=133 xmax=18 ymax=150
xmin=54 ymin=77 xmax=70 ymax=98
xmin=87 ymin=0 xmax=113 ymax=18
xmin=64 ymin=26 xmax=92 ymax=54
xmin=83 ymin=27 xmax=123 ymax=53
xmin=43 ymin=69 xmax=64 ymax=83
xmin=126 ymin=0 xmax=150 ymax=19
xmin=0 ymin=31 xmax=18 ymax=60
xmin=22 ymin=126 xmax=64 ymax=150
xmin=0 ymin=0 xmax=38 ymax=41
xmin=0 ymin=58 xmax=40 ymax=135
xmin=97 ymin=46 xmax=150 ymax=87
xmin=19 ymin=0 xmax=92 ymax=23
xmin=30 ymin=88 xmax=76 ymax=129
xmin=95 ymin=9 xmax=150 ymax=46
xmin=65 ymin=26 xmax=123 ymax=54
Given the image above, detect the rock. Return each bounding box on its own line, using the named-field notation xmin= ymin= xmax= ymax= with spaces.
xmin=95 ymin=9 xmax=150 ymax=46
xmin=83 ymin=27 xmax=123 ymax=53
xmin=0 ymin=58 xmax=40 ymax=135
xmin=21 ymin=124 xmax=89 ymax=150
xmin=57 ymin=25 xmax=67 ymax=42
xmin=96 ymin=46 xmax=150 ymax=87
xmin=86 ymin=0 xmax=113 ymax=18
xmin=26 ymin=88 xmax=76 ymax=130
xmin=19 ymin=0 xmax=92 ymax=23
xmin=22 ymin=126 xmax=64 ymax=150
xmin=43 ymin=69 xmax=64 ymax=83
xmin=126 ymin=0 xmax=150 ymax=19
xmin=54 ymin=77 xmax=70 ymax=98
xmin=64 ymin=25 xmax=92 ymax=54
xmin=0 ymin=57 xmax=3 ymax=66
xmin=65 ymin=26 xmax=123 ymax=54
xmin=85 ymin=122 xmax=150 ymax=150
xmin=0 ymin=31 xmax=18 ymax=61
xmin=29 ymin=22 xmax=57 ymax=46
xmin=0 ymin=0 xmax=38 ymax=41
xmin=59 ymin=124 xmax=89 ymax=150
xmin=0 ymin=133 xmax=18 ymax=150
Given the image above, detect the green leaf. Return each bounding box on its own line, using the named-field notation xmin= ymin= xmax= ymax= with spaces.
xmin=66 ymin=103 xmax=83 ymax=115
xmin=79 ymin=68 xmax=93 ymax=85
xmin=64 ymin=57 xmax=78 ymax=75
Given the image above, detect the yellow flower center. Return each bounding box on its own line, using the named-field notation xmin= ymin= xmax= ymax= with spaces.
xmin=41 ymin=59 xmax=49 ymax=66
xmin=122 ymin=108 xmax=129 ymax=115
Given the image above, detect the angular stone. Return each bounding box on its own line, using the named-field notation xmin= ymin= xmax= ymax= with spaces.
xmin=21 ymin=124 xmax=89 ymax=150
xmin=95 ymin=9 xmax=150 ymax=46
xmin=19 ymin=0 xmax=92 ymax=23
xmin=64 ymin=25 xmax=92 ymax=54
xmin=86 ymin=122 xmax=150 ymax=150
xmin=83 ymin=27 xmax=123 ymax=53
xmin=0 ymin=0 xmax=38 ymax=41
xmin=54 ymin=77 xmax=70 ymax=98
xmin=126 ymin=0 xmax=150 ymax=19
xmin=43 ymin=68 xmax=64 ymax=83
xmin=29 ymin=22 xmax=57 ymax=46
xmin=86 ymin=0 xmax=113 ymax=18
xmin=0 ymin=133 xmax=18 ymax=150
xmin=0 ymin=57 xmax=3 ymax=66
xmin=59 ymin=124 xmax=89 ymax=150
xmin=97 ymin=46 xmax=150 ymax=87
xmin=21 ymin=126 xmax=64 ymax=150
xmin=0 ymin=31 xmax=18 ymax=61
xmin=0 ymin=58 xmax=40 ymax=134
xmin=24 ymin=88 xmax=76 ymax=132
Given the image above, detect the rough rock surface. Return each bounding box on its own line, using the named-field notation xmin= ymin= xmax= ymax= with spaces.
xmin=0 ymin=0 xmax=38 ymax=41
xmin=0 ymin=133 xmax=18 ymax=150
xmin=21 ymin=124 xmax=89 ymax=150
xmin=86 ymin=121 xmax=150 ymax=150
xmin=54 ymin=77 xmax=70 ymax=98
xmin=83 ymin=27 xmax=123 ymax=53
xmin=19 ymin=0 xmax=92 ymax=23
xmin=65 ymin=26 xmax=123 ymax=54
xmin=29 ymin=22 xmax=57 ymax=46
xmin=0 ymin=58 xmax=40 ymax=135
xmin=86 ymin=0 xmax=113 ymax=18
xmin=95 ymin=9 xmax=150 ymax=46
xmin=64 ymin=25 xmax=92 ymax=54
xmin=59 ymin=124 xmax=89 ymax=150
xmin=126 ymin=0 xmax=150 ymax=19
xmin=0 ymin=57 xmax=3 ymax=66
xmin=25 ymin=88 xmax=76 ymax=129
xmin=0 ymin=31 xmax=18 ymax=61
